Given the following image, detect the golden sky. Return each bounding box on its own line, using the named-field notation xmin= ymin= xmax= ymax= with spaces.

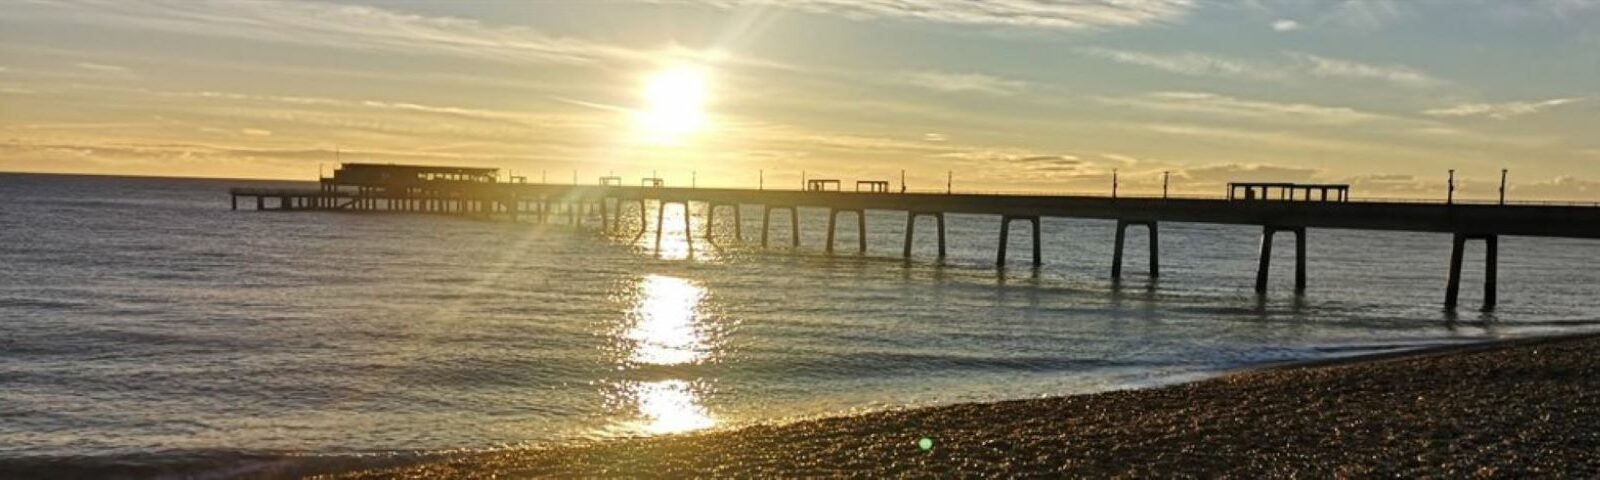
xmin=1 ymin=0 xmax=1597 ymax=199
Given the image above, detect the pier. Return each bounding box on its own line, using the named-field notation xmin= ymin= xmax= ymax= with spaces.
xmin=231 ymin=163 xmax=1600 ymax=311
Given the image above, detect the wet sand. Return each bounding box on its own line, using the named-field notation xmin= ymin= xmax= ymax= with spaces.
xmin=328 ymin=333 xmax=1600 ymax=478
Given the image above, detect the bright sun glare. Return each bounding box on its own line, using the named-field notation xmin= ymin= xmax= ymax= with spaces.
xmin=635 ymin=66 xmax=708 ymax=145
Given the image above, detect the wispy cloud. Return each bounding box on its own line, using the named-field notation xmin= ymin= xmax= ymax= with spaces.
xmin=1080 ymin=48 xmax=1443 ymax=87
xmin=1104 ymin=91 xmax=1384 ymax=124
xmin=1178 ymin=163 xmax=1320 ymax=183
xmin=1287 ymin=53 xmax=1440 ymax=87
xmin=1077 ymin=47 xmax=1284 ymax=81
xmin=892 ymin=71 xmax=1027 ymax=96
xmin=1271 ymin=19 xmax=1301 ymax=31
xmin=8 ymin=0 xmax=643 ymax=67
xmin=1423 ymin=97 xmax=1585 ymax=119
xmin=667 ymin=0 xmax=1196 ymax=30
xmin=75 ymin=62 xmax=130 ymax=73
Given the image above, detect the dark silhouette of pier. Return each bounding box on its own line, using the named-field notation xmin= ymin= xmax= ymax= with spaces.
xmin=231 ymin=163 xmax=1600 ymax=312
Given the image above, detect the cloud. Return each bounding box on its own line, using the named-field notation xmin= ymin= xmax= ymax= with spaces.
xmin=1271 ymin=19 xmax=1301 ymax=31
xmin=241 ymin=128 xmax=272 ymax=137
xmin=9 ymin=0 xmax=644 ymax=67
xmin=1287 ymin=53 xmax=1440 ymax=88
xmin=1509 ymin=175 xmax=1600 ymax=200
xmin=922 ymin=133 xmax=948 ymax=142
xmin=1103 ymin=91 xmax=1384 ymax=125
xmin=669 ymin=0 xmax=1196 ymax=30
xmin=1177 ymin=163 xmax=1320 ymax=183
xmin=1422 ymin=97 xmax=1585 ymax=119
xmin=934 ymin=150 xmax=1086 ymax=169
xmin=1080 ymin=48 xmax=1443 ymax=88
xmin=74 ymin=62 xmax=130 ymax=73
xmin=892 ymin=71 xmax=1027 ymax=95
xmin=1078 ymin=47 xmax=1285 ymax=81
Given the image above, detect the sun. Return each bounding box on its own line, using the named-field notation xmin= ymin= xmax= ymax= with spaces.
xmin=634 ymin=66 xmax=708 ymax=145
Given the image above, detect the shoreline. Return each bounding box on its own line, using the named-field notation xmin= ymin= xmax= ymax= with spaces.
xmin=314 ymin=331 xmax=1600 ymax=478
xmin=5 ymin=332 xmax=1594 ymax=478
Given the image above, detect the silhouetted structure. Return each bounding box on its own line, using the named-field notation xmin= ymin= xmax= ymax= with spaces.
xmin=230 ymin=163 xmax=1600 ymax=312
xmin=806 ymin=179 xmax=841 ymax=192
xmin=1228 ymin=182 xmax=1349 ymax=202
xmin=856 ymin=181 xmax=889 ymax=193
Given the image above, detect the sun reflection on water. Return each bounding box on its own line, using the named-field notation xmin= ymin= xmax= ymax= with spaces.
xmin=625 ymin=274 xmax=709 ymax=366
xmin=601 ymin=274 xmax=724 ymax=436
xmin=629 ymin=379 xmax=714 ymax=434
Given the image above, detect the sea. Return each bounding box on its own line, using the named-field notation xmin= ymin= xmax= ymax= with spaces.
xmin=3 ymin=173 xmax=1599 ymax=477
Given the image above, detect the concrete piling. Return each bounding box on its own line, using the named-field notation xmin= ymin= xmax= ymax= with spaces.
xmin=1112 ymin=220 xmax=1159 ymax=280
xmin=1446 ymin=233 xmax=1499 ymax=311
xmin=902 ymin=212 xmax=947 ymax=259
xmin=1256 ymin=226 xmax=1307 ymax=294
xmin=826 ymin=209 xmax=867 ymax=254
xmin=998 ymin=215 xmax=1041 ymax=267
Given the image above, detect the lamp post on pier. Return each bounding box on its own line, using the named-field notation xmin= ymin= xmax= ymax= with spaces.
xmin=1162 ymin=171 xmax=1170 ymax=199
xmin=1499 ymin=169 xmax=1508 ymax=205
xmin=1447 ymin=169 xmax=1456 ymax=205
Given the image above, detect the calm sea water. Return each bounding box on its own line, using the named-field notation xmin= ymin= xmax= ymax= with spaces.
xmin=4 ymin=173 xmax=1599 ymax=475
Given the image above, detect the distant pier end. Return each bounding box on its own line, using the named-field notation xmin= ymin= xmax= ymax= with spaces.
xmin=231 ymin=162 xmax=1600 ymax=311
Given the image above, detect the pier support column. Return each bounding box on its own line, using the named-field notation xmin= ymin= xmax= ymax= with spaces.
xmin=599 ymin=198 xmax=610 ymax=233
xmin=997 ymin=215 xmax=1042 ymax=267
xmin=903 ymin=212 xmax=948 ymax=259
xmin=231 ymin=195 xmax=238 ymax=211
xmin=652 ymin=201 xmax=694 ymax=254
xmin=825 ymin=209 xmax=867 ymax=254
xmin=1112 ymin=220 xmax=1160 ymax=280
xmin=705 ymin=204 xmax=743 ymax=241
xmin=655 ymin=200 xmax=666 ymax=247
xmin=637 ymin=199 xmax=648 ymax=233
xmin=1255 ymin=226 xmax=1307 ymax=294
xmin=1445 ymin=233 xmax=1499 ymax=311
xmin=761 ymin=206 xmax=800 ymax=248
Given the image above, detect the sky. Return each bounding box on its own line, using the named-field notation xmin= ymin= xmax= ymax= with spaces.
xmin=1 ymin=0 xmax=1597 ymax=199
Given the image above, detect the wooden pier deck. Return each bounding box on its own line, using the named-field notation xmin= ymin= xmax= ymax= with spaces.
xmin=230 ymin=164 xmax=1600 ymax=312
